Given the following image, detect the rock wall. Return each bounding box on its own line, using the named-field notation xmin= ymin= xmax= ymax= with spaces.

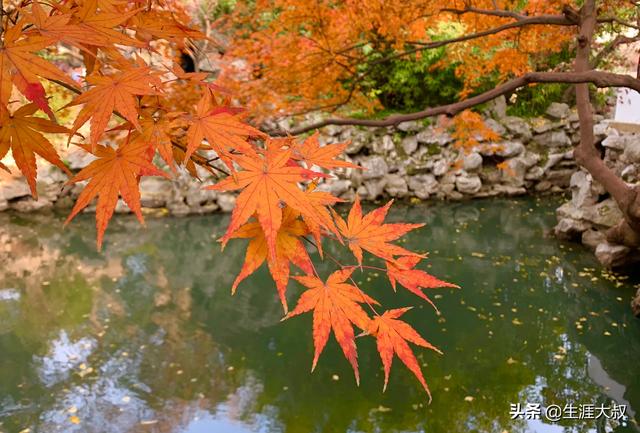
xmin=553 ymin=123 xmax=640 ymax=271
xmin=0 ymin=102 xmax=592 ymax=215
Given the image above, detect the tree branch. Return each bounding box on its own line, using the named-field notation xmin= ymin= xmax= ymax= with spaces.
xmin=272 ymin=71 xmax=640 ymax=136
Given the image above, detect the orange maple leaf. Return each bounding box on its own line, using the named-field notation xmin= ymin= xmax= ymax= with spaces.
xmin=132 ymin=10 xmax=206 ymax=47
xmin=230 ymin=207 xmax=314 ymax=312
xmin=65 ymin=138 xmax=169 ymax=250
xmin=291 ymin=132 xmax=359 ymax=170
xmin=184 ymin=92 xmax=265 ymax=168
xmin=206 ymin=143 xmax=339 ymax=260
xmin=286 ymin=268 xmax=378 ymax=384
xmin=66 ymin=67 xmax=162 ymax=147
xmin=0 ymin=104 xmax=71 ymax=197
xmin=25 ymin=1 xmax=141 ymax=50
xmin=0 ymin=19 xmax=78 ymax=115
xmin=386 ymin=256 xmax=459 ymax=311
xmin=368 ymin=308 xmax=441 ymax=399
xmin=333 ymin=197 xmax=425 ymax=265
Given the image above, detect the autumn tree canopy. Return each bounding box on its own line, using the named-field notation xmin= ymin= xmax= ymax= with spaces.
xmin=218 ymin=0 xmax=640 ymax=254
xmin=0 ymin=0 xmax=461 ymax=398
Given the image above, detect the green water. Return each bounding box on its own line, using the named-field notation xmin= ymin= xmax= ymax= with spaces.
xmin=1 ymin=197 xmax=640 ymax=433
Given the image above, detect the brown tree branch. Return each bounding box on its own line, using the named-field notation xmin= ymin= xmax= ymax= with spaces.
xmin=373 ymin=15 xmax=576 ymax=67
xmin=272 ymin=71 xmax=640 ymax=136
xmin=572 ymin=1 xmax=640 ymax=248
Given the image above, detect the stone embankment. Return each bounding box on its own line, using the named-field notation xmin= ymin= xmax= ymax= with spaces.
xmin=1 ymin=101 xmax=587 ymax=215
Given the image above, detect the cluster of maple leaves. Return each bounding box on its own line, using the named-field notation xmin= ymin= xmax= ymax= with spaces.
xmin=0 ymin=0 xmax=457 ymax=397
xmin=217 ymin=0 xmax=576 ymax=119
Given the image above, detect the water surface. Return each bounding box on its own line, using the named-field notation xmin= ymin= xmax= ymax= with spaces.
xmin=1 ymin=197 xmax=639 ymax=433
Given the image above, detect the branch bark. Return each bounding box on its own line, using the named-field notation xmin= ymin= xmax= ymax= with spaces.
xmin=273 ymin=71 xmax=640 ymax=135
xmin=571 ymin=1 xmax=640 ymax=248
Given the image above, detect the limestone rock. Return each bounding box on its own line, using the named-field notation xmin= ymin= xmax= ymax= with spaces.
xmin=360 ymin=179 xmax=386 ymax=201
xmin=463 ymin=152 xmax=483 ymax=172
xmin=546 ymin=102 xmax=570 ymax=119
xmin=525 ymin=166 xmax=544 ymax=181
xmin=532 ymin=117 xmax=561 ymax=134
xmin=502 ymin=116 xmax=532 ymax=141
xmin=401 ymin=135 xmax=418 ymax=155
xmin=622 ymin=139 xmax=640 ymax=163
xmin=10 ymin=197 xmax=53 ymax=212
xmin=595 ymin=242 xmax=631 ymax=268
xmin=581 ymin=229 xmax=606 ymax=251
xmin=582 ymin=198 xmax=624 ymax=228
xmin=407 ymin=174 xmax=439 ymax=200
xmin=139 ymin=177 xmax=172 ymax=208
xmin=601 ymin=135 xmax=628 ymax=150
xmin=416 ymin=129 xmax=453 ymax=146
xmin=570 ymin=171 xmax=598 ymax=208
xmin=397 ymin=121 xmax=421 ymax=132
xmin=488 ymin=95 xmax=507 ymax=119
xmin=0 ymin=178 xmax=30 ymax=201
xmin=217 ymin=193 xmax=237 ymax=213
xmin=484 ymin=118 xmax=507 ymax=136
xmin=534 ymin=130 xmax=571 ymax=148
xmin=543 ymin=153 xmax=565 ymax=172
xmin=384 ymin=174 xmax=409 ymax=197
xmin=455 ymin=173 xmax=482 ymax=195
xmin=373 ymin=135 xmax=395 ymax=154
xmin=318 ymin=179 xmax=352 ymax=197
xmin=496 ymin=141 xmax=525 ymax=158
xmin=360 ymin=156 xmax=389 ymax=180
xmin=433 ymin=159 xmax=449 ymax=177
xmin=554 ymin=217 xmax=590 ymax=240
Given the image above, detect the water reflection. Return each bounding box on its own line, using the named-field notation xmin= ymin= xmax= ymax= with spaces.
xmin=0 ymin=198 xmax=639 ymax=433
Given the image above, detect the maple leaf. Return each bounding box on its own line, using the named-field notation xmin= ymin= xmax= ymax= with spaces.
xmin=65 ymin=67 xmax=162 ymax=147
xmin=65 ymin=138 xmax=169 ymax=250
xmin=386 ymin=256 xmax=459 ymax=311
xmin=230 ymin=207 xmax=313 ymax=312
xmin=0 ymin=19 xmax=78 ymax=114
xmin=132 ymin=10 xmax=206 ymax=47
xmin=184 ymin=92 xmax=265 ymax=168
xmin=0 ymin=104 xmax=71 ymax=197
xmin=291 ymin=132 xmax=359 ymax=170
xmin=123 ymin=113 xmax=180 ymax=172
xmin=333 ymin=197 xmax=424 ymax=265
xmin=286 ymin=268 xmax=378 ymax=384
xmin=368 ymin=308 xmax=441 ymax=399
xmin=206 ymin=143 xmax=340 ymax=260
xmin=25 ymin=1 xmax=141 ymax=50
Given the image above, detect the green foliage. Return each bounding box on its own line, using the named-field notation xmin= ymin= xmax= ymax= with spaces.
xmin=363 ymin=50 xmax=463 ymax=112
xmin=506 ymin=83 xmax=570 ymax=117
xmin=353 ymin=23 xmax=466 ymax=112
xmin=506 ymin=46 xmax=575 ymax=117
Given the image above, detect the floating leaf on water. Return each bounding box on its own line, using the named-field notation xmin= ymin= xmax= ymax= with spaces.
xmin=69 ymin=416 xmax=80 ymax=425
xmin=373 ymin=405 xmax=392 ymax=413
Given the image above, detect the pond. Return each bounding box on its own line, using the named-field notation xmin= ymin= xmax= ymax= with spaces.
xmin=1 ymin=197 xmax=639 ymax=433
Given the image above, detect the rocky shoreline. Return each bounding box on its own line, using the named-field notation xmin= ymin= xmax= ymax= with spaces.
xmin=1 ymin=101 xmax=585 ymax=215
